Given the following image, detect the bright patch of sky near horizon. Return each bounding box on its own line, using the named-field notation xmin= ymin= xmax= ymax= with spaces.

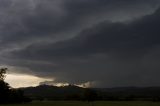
xmin=5 ymin=73 xmax=91 ymax=88
xmin=5 ymin=74 xmax=53 ymax=88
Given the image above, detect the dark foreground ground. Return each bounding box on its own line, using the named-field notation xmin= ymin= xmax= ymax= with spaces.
xmin=1 ymin=101 xmax=160 ymax=106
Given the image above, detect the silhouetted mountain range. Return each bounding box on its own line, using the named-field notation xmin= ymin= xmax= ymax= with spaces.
xmin=20 ymin=85 xmax=160 ymax=101
xmin=20 ymin=85 xmax=87 ymax=100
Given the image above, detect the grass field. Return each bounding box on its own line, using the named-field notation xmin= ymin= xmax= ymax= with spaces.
xmin=1 ymin=101 xmax=160 ymax=106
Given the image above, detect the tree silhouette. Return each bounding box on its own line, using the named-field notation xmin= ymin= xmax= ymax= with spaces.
xmin=0 ymin=68 xmax=31 ymax=104
xmin=0 ymin=68 xmax=7 ymax=80
xmin=0 ymin=68 xmax=10 ymax=103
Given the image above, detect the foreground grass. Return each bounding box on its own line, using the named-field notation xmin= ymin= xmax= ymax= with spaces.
xmin=1 ymin=101 xmax=160 ymax=106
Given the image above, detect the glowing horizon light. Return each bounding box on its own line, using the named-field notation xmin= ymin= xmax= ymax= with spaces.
xmin=5 ymin=73 xmax=53 ymax=88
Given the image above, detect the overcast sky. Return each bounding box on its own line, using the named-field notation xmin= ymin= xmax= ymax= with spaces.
xmin=1 ymin=0 xmax=160 ymax=88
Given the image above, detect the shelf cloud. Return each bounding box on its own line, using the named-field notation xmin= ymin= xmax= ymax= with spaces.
xmin=0 ymin=0 xmax=160 ymax=87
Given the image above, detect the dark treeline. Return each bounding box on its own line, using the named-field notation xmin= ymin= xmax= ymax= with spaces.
xmin=94 ymin=87 xmax=160 ymax=101
xmin=0 ymin=68 xmax=31 ymax=104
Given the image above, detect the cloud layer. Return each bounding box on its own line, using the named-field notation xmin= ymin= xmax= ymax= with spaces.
xmin=1 ymin=0 xmax=160 ymax=87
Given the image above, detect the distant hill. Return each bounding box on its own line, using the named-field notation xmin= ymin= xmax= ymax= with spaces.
xmin=20 ymin=85 xmax=160 ymax=101
xmin=20 ymin=85 xmax=88 ymax=100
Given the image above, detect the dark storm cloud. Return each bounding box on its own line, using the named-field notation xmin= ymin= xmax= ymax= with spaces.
xmin=0 ymin=0 xmax=160 ymax=87
xmin=10 ymin=8 xmax=160 ymax=60
xmin=1 ymin=0 xmax=159 ymax=44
